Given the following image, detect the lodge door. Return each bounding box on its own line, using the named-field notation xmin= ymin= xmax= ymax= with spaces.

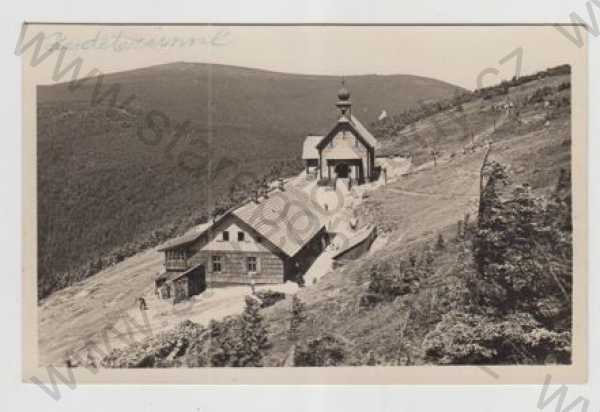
xmin=189 ymin=266 xmax=206 ymax=295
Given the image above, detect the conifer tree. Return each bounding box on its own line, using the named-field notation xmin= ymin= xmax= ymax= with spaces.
xmin=239 ymin=296 xmax=270 ymax=366
xmin=288 ymin=295 xmax=307 ymax=342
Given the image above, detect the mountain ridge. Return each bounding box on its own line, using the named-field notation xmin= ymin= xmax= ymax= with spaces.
xmin=38 ymin=60 xmax=467 ymax=87
xmin=38 ymin=61 xmax=466 ymax=128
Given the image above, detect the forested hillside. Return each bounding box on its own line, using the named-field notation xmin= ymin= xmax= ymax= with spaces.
xmin=37 ymin=62 xmax=463 ymax=300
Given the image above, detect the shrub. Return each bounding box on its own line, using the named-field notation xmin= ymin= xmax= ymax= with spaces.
xmin=316 ymin=177 xmax=331 ymax=187
xmin=206 ymin=317 xmax=244 ymax=367
xmin=288 ymin=295 xmax=307 ymax=342
xmin=101 ymin=320 xmax=207 ymax=368
xmin=362 ymin=259 xmax=423 ymax=306
xmin=255 ymin=290 xmax=286 ymax=308
xmin=528 ymin=86 xmax=554 ymax=104
xmin=423 ymin=311 xmax=571 ymax=364
xmin=408 ymin=252 xmax=417 ymax=267
xmin=557 ymin=81 xmax=571 ymax=92
xmin=420 ymin=244 xmax=435 ymax=270
xmin=358 ymin=292 xmax=384 ymax=309
xmin=294 ymin=334 xmax=347 ymax=366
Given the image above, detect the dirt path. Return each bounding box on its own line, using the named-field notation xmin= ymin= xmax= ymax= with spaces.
xmin=412 ymin=111 xmax=509 ymax=174
xmin=38 ymin=248 xmax=164 ymax=365
xmin=388 ymin=187 xmax=478 ymax=199
xmin=471 ymin=110 xmax=509 ymax=145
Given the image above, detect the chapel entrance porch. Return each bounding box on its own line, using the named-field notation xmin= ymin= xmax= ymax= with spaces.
xmin=325 ymin=159 xmax=364 ymax=185
xmin=335 ymin=163 xmax=350 ymax=178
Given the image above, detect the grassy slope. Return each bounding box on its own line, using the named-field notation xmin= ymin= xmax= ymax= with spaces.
xmin=258 ymin=74 xmax=572 ymax=366
xmin=37 ymin=62 xmax=463 ymax=299
xmin=378 ymin=74 xmax=570 ymax=166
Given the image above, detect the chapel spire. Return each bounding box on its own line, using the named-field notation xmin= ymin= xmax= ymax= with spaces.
xmin=336 ymin=78 xmax=352 ymax=118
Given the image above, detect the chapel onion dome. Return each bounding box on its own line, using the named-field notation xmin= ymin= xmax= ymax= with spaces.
xmin=337 ymin=85 xmax=351 ymax=101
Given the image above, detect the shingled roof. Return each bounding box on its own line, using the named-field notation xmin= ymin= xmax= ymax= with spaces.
xmin=350 ymin=115 xmax=380 ymax=149
xmin=156 ymin=263 xmax=204 ymax=283
xmin=157 ymin=221 xmax=215 ymax=251
xmin=158 ymin=184 xmax=327 ymax=258
xmin=317 ymin=114 xmax=380 ymax=151
xmin=302 ymin=135 xmax=322 ymax=160
xmin=232 ymin=186 xmax=327 ymax=257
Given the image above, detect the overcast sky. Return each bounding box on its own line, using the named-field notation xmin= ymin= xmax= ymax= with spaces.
xmin=23 ymin=25 xmax=585 ymax=90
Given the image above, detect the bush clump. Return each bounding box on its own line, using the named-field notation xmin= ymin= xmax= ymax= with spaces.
xmin=423 ymin=163 xmax=573 ymax=365
xmin=360 ymin=247 xmax=436 ymax=308
xmin=423 ymin=311 xmax=571 ymax=364
xmin=101 ymin=320 xmax=207 ymax=368
xmin=255 ymin=290 xmax=286 ymax=308
xmin=294 ymin=334 xmax=347 ymax=366
xmin=206 ymin=296 xmax=271 ymax=367
xmin=316 ymin=177 xmax=332 ymax=187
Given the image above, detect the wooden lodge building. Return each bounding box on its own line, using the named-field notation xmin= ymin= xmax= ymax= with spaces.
xmin=302 ymin=83 xmax=380 ymax=184
xmin=155 ymin=185 xmax=329 ymax=302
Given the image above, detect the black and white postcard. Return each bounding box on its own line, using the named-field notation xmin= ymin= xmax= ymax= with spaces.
xmin=20 ymin=24 xmax=587 ymax=384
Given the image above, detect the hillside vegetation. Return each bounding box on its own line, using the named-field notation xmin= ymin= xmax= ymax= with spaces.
xmin=93 ymin=65 xmax=574 ymax=367
xmin=37 ymin=62 xmax=462 ymax=300
xmin=373 ymin=64 xmax=570 ymax=166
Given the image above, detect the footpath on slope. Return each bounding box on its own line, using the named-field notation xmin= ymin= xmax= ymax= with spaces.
xmin=412 ymin=110 xmax=509 ymax=174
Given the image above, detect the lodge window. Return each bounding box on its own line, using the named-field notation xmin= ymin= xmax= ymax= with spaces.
xmin=166 ymin=249 xmax=187 ymax=260
xmin=222 ymin=231 xmax=229 ymax=241
xmin=165 ymin=249 xmax=187 ymax=270
xmin=212 ymin=255 xmax=222 ymax=272
xmin=238 ymin=231 xmax=245 ymax=241
xmin=247 ymin=256 xmax=257 ymax=273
